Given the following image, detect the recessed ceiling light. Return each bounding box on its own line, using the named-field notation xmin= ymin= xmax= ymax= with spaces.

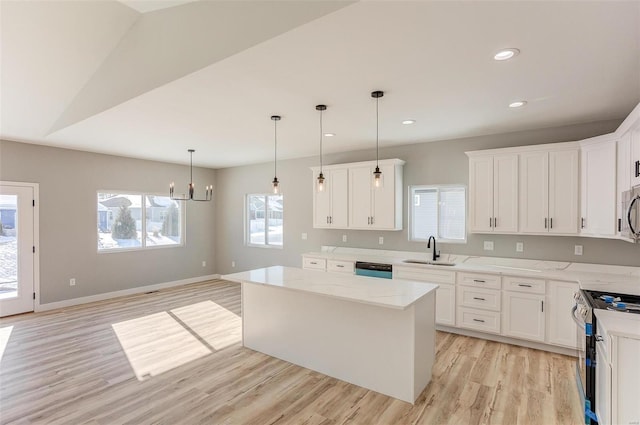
xmin=324 ymin=133 xmax=335 ymax=137
xmin=402 ymin=120 xmax=416 ymax=125
xmin=509 ymin=100 xmax=527 ymax=108
xmin=494 ymin=48 xmax=520 ymax=61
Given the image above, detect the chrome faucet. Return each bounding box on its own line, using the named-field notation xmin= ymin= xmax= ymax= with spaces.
xmin=427 ymin=236 xmax=440 ymax=262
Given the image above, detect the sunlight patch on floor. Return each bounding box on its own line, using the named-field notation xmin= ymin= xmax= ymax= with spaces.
xmin=171 ymin=300 xmax=241 ymax=350
xmin=112 ymin=312 xmax=210 ymax=381
xmin=0 ymin=326 xmax=13 ymax=362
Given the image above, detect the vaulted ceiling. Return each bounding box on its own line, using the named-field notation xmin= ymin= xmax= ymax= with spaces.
xmin=2 ymin=1 xmax=639 ymax=168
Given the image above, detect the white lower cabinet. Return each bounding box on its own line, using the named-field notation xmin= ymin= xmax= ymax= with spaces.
xmin=302 ymin=257 xmax=326 ymax=270
xmin=393 ymin=266 xmax=456 ymax=327
xmin=502 ymin=291 xmax=545 ymax=342
xmin=457 ymin=307 xmax=501 ymax=334
xmin=546 ymin=280 xmax=579 ymax=349
xmin=456 ymin=272 xmax=501 ymax=334
xmin=327 ymin=259 xmax=354 ymax=273
xmin=595 ymin=338 xmax=612 ymax=425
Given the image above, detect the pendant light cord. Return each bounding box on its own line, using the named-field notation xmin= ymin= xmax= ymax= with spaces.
xmin=320 ymin=109 xmax=323 ymax=173
xmin=190 ymin=150 xmax=193 ymax=184
xmin=274 ymin=118 xmax=277 ymax=178
xmin=376 ymin=96 xmax=379 ymax=167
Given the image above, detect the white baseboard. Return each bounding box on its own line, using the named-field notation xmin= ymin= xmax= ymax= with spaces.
xmin=436 ymin=325 xmax=578 ymax=357
xmin=36 ymin=274 xmax=222 ymax=312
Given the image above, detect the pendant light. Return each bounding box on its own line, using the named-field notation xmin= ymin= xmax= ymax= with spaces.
xmin=271 ymin=115 xmax=281 ymax=194
xmin=169 ymin=149 xmax=212 ymax=201
xmin=316 ymin=104 xmax=327 ymax=192
xmin=372 ymin=90 xmax=384 ymax=188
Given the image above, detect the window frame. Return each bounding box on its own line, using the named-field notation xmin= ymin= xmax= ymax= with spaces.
xmin=96 ymin=190 xmax=186 ymax=253
xmin=245 ymin=193 xmax=284 ymax=249
xmin=408 ymin=184 xmax=467 ymax=244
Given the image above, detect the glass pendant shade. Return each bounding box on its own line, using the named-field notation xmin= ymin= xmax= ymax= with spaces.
xmin=317 ymin=172 xmax=325 ymax=192
xmin=272 ymin=177 xmax=279 ymax=194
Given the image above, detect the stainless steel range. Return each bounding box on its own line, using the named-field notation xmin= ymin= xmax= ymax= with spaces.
xmin=573 ymin=289 xmax=640 ymax=424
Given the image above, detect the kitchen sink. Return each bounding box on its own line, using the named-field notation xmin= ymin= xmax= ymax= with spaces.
xmin=402 ymin=259 xmax=456 ymax=266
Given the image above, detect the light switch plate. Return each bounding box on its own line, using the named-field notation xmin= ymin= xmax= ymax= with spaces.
xmin=342 ymin=234 xmax=347 ymax=242
xmin=483 ymin=241 xmax=494 ymax=251
xmin=516 ymin=242 xmax=524 ymax=252
xmin=574 ymin=245 xmax=583 ymax=255
xmin=378 ymin=236 xmax=384 ymax=245
xmin=301 ymin=233 xmax=307 ymax=240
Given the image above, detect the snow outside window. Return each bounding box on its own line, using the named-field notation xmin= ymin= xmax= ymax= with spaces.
xmin=246 ymin=194 xmax=283 ymax=248
xmin=97 ymin=192 xmax=183 ymax=252
xmin=409 ymin=185 xmax=466 ymax=243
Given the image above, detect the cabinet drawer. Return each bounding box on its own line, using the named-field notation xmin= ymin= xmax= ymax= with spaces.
xmin=393 ymin=266 xmax=456 ymax=284
xmin=457 ymin=307 xmax=501 ymax=334
xmin=458 ymin=286 xmax=501 ymax=311
xmin=457 ymin=272 xmax=501 ymax=289
xmin=302 ymin=257 xmax=326 ymax=270
xmin=503 ymin=276 xmax=546 ymax=294
xmin=327 ymin=260 xmax=354 ymax=274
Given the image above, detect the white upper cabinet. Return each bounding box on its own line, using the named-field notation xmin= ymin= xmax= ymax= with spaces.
xmin=632 ymin=126 xmax=640 ymax=187
xmin=580 ymin=136 xmax=617 ymax=237
xmin=518 ymin=146 xmax=580 ymax=235
xmin=468 ymin=154 xmax=518 ymax=233
xmin=311 ymin=167 xmax=348 ymax=229
xmin=616 ymin=102 xmax=640 ymax=188
xmin=617 ymin=133 xmax=633 ymax=238
xmin=349 ymin=160 xmax=404 ymax=230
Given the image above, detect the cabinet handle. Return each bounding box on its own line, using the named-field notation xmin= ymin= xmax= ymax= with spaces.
xmin=494 ymin=217 xmax=497 ymax=227
xmin=310 ymin=261 xmax=318 ymax=265
xmin=618 ymin=218 xmax=622 ymax=232
xmin=336 ymin=264 xmax=344 ymax=268
xmin=473 ymin=279 xmax=486 ymax=283
xmin=550 ymin=218 xmax=553 ymax=229
xmin=371 ymin=216 xmax=374 ymax=225
xmin=635 ymin=160 xmax=640 ymax=178
xmin=544 ymin=217 xmax=547 ymax=229
xmin=541 ymin=300 xmax=544 ymax=312
xmin=330 ymin=216 xmax=333 ymax=224
xmin=326 ymin=216 xmax=329 ymax=224
xmin=581 ymin=217 xmax=585 ymax=229
xmin=518 ymin=284 xmax=532 ymax=288
xmin=473 ymin=297 xmax=486 ymax=301
xmin=367 ymin=217 xmax=371 ymax=225
xmin=473 ymin=318 xmax=485 ymax=323
xmin=489 ymin=218 xmax=492 ymax=228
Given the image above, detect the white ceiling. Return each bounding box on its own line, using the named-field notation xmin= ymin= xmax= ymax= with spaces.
xmin=2 ymin=1 xmax=639 ymax=169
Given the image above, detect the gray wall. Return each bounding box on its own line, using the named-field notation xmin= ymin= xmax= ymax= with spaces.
xmin=215 ymin=119 xmax=640 ymax=275
xmin=0 ymin=140 xmax=217 ymax=304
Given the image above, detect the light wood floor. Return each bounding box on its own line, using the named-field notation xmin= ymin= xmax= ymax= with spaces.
xmin=0 ymin=280 xmax=583 ymax=425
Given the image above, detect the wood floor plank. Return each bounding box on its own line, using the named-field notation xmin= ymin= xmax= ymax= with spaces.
xmin=0 ymin=279 xmax=582 ymax=425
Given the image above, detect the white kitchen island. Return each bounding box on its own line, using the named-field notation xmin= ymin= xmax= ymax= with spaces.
xmin=222 ymin=266 xmax=439 ymax=404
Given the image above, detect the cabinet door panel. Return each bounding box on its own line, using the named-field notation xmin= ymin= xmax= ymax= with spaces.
xmin=348 ymin=166 xmax=373 ymax=228
xmin=371 ymin=164 xmax=396 ymax=229
xmin=581 ymin=142 xmax=616 ymax=236
xmin=546 ymin=280 xmax=579 ymax=348
xmin=617 ymin=134 xmax=632 ymax=237
xmin=502 ymin=292 xmax=545 ymax=342
xmin=330 ymin=168 xmax=349 ymax=228
xmin=519 ymin=151 xmax=549 ymax=233
xmin=549 ymin=149 xmax=579 ymax=234
xmin=632 ymin=127 xmax=640 ymax=187
xmin=469 ymin=156 xmax=494 ymax=232
xmin=493 ymin=154 xmax=519 ymax=232
xmin=435 ymin=284 xmax=455 ymax=326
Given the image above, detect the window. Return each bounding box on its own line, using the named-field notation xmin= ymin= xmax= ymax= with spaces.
xmin=246 ymin=194 xmax=283 ymax=248
xmin=409 ymin=185 xmax=466 ymax=243
xmin=97 ymin=192 xmax=183 ymax=251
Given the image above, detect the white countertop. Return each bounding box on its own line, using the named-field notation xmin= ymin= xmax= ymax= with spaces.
xmin=594 ymin=309 xmax=640 ymax=339
xmin=303 ymin=247 xmax=640 ymax=296
xmin=222 ymin=266 xmax=438 ymax=310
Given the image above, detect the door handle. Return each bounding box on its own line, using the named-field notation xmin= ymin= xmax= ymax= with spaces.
xmin=473 ymin=318 xmax=485 ymax=323
xmin=550 ymin=218 xmax=553 ymax=229
xmin=489 ymin=217 xmax=492 ymax=228
xmin=518 ymin=284 xmax=532 ymax=288
xmin=473 ymin=297 xmax=486 ymax=301
xmin=581 ymin=217 xmax=585 ymax=229
xmin=473 ymin=279 xmax=485 ymax=283
xmin=494 ymin=217 xmax=497 ymax=227
xmin=544 ymin=217 xmax=548 ymax=229
xmin=635 ymin=160 xmax=639 ymax=178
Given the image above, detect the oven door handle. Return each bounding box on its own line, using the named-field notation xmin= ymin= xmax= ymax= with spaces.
xmin=571 ymin=305 xmax=585 ymax=330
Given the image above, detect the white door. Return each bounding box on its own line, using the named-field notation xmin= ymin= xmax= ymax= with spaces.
xmin=348 ymin=166 xmax=373 ymax=229
xmin=519 ymin=151 xmax=549 ymax=233
xmin=549 ymin=149 xmax=579 ymax=234
xmin=329 ymin=168 xmax=348 ymax=228
xmin=313 ymin=176 xmax=332 ymax=228
xmin=546 ymin=280 xmax=579 ymax=349
xmin=468 ymin=156 xmax=493 ymax=232
xmin=502 ymin=291 xmax=545 ymax=342
xmin=580 ymin=141 xmax=617 ymax=236
xmin=371 ymin=164 xmax=396 ymax=229
xmin=493 ymin=154 xmax=518 ymax=233
xmin=0 ymin=183 xmax=36 ymax=317
xmin=631 ymin=126 xmax=640 ymax=187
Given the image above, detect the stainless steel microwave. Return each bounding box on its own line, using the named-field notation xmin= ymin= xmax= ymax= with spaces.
xmin=621 ymin=185 xmax=640 ymax=241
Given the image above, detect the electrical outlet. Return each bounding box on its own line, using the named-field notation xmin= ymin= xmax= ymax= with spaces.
xmin=342 ymin=234 xmax=347 ymax=242
xmin=483 ymin=241 xmax=494 ymax=251
xmin=231 ymin=261 xmax=236 ymax=268
xmin=69 ymin=278 xmax=76 ymax=286
xmin=202 ymin=261 xmax=206 ymax=267
xmin=301 ymin=233 xmax=307 ymax=240
xmin=574 ymin=245 xmax=583 ymax=256
xmin=516 ymin=242 xmax=524 ymax=252
xmin=378 ymin=236 xmax=384 ymax=245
